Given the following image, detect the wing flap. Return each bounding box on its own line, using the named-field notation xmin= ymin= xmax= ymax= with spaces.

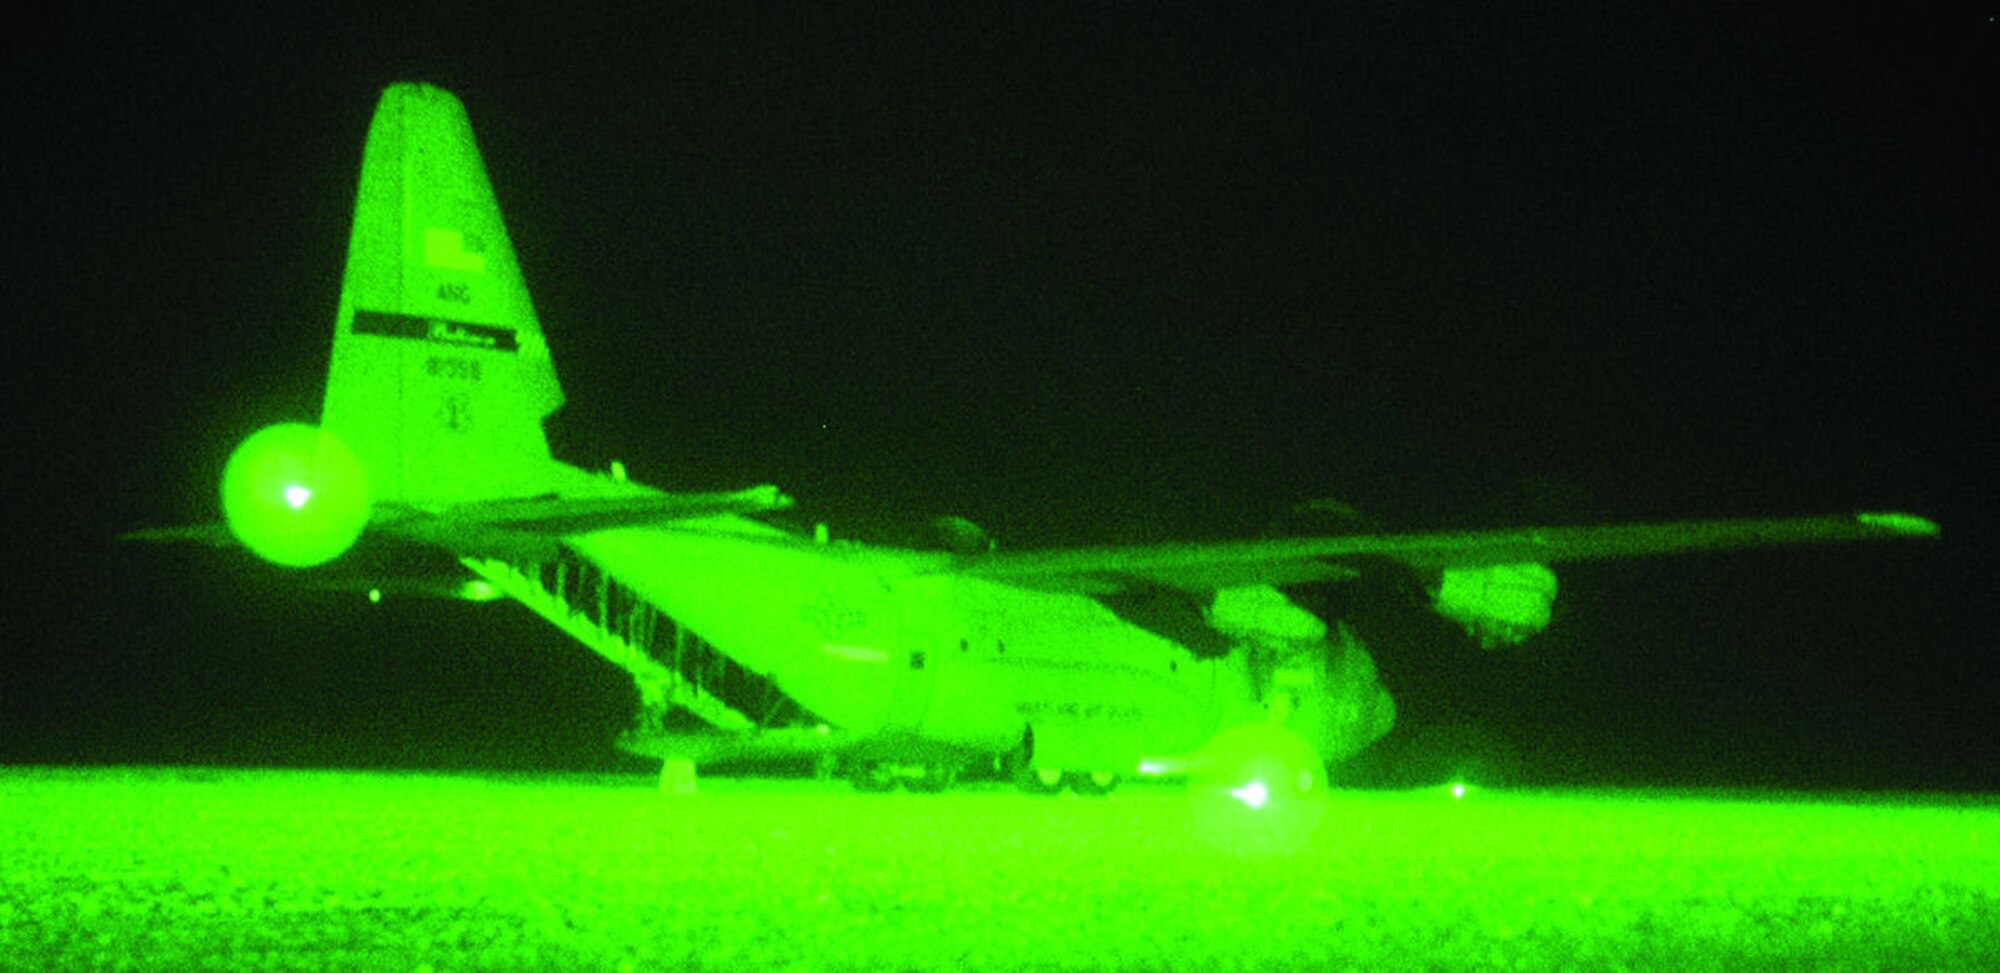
xmin=971 ymin=560 xmax=1364 ymax=596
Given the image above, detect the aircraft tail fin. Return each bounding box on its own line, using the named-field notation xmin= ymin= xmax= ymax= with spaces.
xmin=320 ymin=83 xmax=566 ymax=506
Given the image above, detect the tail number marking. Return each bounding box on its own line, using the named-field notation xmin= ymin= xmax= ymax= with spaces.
xmin=426 ymin=356 xmax=482 ymax=382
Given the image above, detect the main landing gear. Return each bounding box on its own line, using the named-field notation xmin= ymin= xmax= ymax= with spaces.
xmin=845 ymin=759 xmax=959 ymax=793
xmin=1008 ymin=757 xmax=1120 ymax=797
xmin=1013 ymin=764 xmax=1065 ymax=796
xmin=842 ymin=756 xmax=1121 ymax=796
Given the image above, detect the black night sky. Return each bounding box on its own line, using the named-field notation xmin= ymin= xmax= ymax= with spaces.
xmin=5 ymin=5 xmax=1994 ymax=788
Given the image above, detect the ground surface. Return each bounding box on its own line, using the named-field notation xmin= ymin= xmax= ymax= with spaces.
xmin=2 ymin=767 xmax=1996 ymax=969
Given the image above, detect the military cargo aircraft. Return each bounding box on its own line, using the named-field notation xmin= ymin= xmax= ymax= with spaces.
xmin=129 ymin=83 xmax=1938 ymax=801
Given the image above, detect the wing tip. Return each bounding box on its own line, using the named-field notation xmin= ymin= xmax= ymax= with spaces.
xmin=1855 ymin=511 xmax=1941 ymax=537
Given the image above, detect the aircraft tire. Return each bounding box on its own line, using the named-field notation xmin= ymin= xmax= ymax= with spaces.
xmin=848 ymin=761 xmax=898 ymax=793
xmin=903 ymin=762 xmax=958 ymax=794
xmin=1012 ymin=764 xmax=1067 ymax=796
xmin=1065 ymin=771 xmax=1120 ymax=797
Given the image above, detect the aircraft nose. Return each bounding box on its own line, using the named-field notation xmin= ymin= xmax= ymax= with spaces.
xmin=1370 ymin=686 xmax=1397 ymax=742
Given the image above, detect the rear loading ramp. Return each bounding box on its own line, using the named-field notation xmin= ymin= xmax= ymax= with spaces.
xmin=459 ymin=550 xmax=824 ymax=745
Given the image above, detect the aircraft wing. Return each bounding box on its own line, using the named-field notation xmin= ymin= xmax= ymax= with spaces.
xmin=942 ymin=511 xmax=1940 ymax=594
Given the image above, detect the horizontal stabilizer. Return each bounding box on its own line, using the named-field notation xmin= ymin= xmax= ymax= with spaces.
xmin=371 ymin=485 xmax=793 ymax=560
xmin=124 ymin=485 xmax=793 ymax=561
xmin=434 ymin=485 xmax=792 ymax=535
xmin=120 ymin=523 xmax=238 ymax=547
xmin=303 ymin=574 xmax=506 ymax=602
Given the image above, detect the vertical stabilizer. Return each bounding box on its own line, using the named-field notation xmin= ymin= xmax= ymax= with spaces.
xmin=321 ymin=83 xmax=565 ymax=506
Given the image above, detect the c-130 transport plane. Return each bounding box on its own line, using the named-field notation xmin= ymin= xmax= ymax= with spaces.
xmin=131 ymin=84 xmax=1938 ymax=801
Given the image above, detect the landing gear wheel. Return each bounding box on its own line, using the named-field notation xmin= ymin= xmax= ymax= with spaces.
xmin=904 ymin=762 xmax=958 ymax=793
xmin=848 ymin=760 xmax=898 ymax=793
xmin=1065 ymin=770 xmax=1120 ymax=797
xmin=1013 ymin=764 xmax=1067 ymax=796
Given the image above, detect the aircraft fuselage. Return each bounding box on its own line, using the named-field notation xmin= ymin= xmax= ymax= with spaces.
xmin=569 ymin=515 xmax=1397 ymax=777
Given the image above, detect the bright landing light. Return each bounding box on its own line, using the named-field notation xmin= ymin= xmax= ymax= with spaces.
xmin=283 ymin=485 xmax=312 ymax=510
xmin=1230 ymin=781 xmax=1270 ymax=810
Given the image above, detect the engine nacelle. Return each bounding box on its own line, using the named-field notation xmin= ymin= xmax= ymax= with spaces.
xmin=1207 ymin=585 xmax=1328 ymax=643
xmin=220 ymin=423 xmax=371 ymax=567
xmin=1430 ymin=562 xmax=1557 ymax=648
xmin=929 ymin=515 xmax=995 ymax=555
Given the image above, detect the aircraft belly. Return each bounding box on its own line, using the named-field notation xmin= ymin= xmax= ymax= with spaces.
xmin=893 ymin=657 xmax=1000 ymax=748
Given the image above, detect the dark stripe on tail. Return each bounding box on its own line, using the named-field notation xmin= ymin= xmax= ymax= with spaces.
xmin=352 ymin=309 xmax=520 ymax=352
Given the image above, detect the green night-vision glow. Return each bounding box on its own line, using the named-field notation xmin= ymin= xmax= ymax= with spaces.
xmin=220 ymin=423 xmax=370 ymax=567
xmin=1191 ymin=722 xmax=1329 ymax=806
xmin=1232 ymin=780 xmax=1270 ymax=809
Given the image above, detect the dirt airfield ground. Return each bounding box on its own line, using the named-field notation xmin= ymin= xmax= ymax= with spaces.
xmin=2 ymin=766 xmax=1996 ymax=969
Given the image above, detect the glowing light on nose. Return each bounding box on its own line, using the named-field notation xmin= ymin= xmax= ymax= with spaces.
xmin=1230 ymin=780 xmax=1269 ymax=810
xmin=1452 ymin=783 xmax=1467 ymax=800
xmin=283 ymin=485 xmax=312 ymax=510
